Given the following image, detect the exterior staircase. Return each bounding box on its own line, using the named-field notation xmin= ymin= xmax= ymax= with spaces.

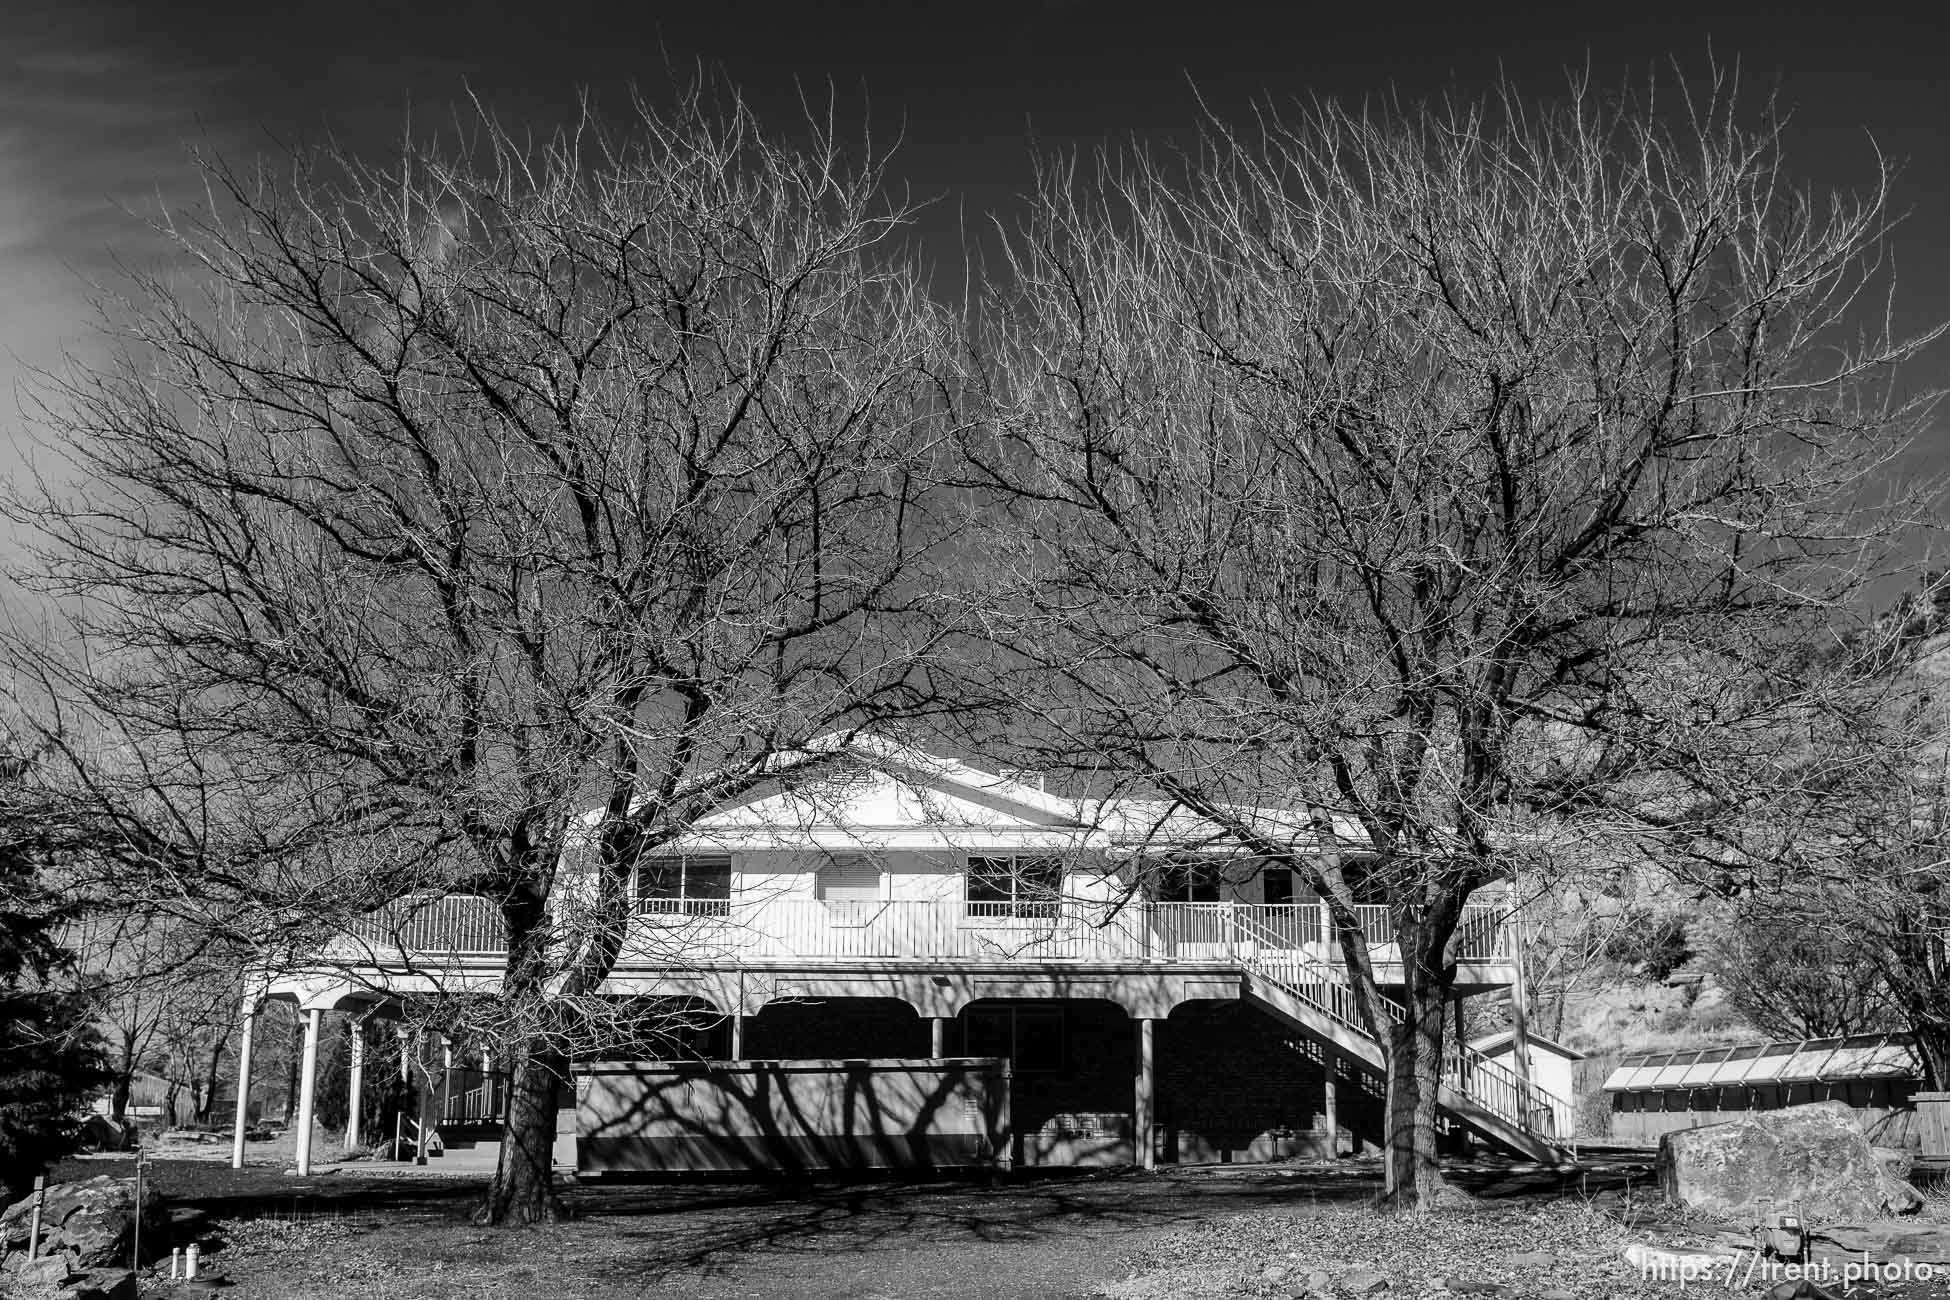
xmin=1231 ymin=911 xmax=1573 ymax=1164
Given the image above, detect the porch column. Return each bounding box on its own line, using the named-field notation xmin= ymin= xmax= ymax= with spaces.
xmin=342 ymin=1014 xmax=367 ymax=1153
xmin=1504 ymin=877 xmax=1535 ymax=1127
xmin=229 ymin=996 xmax=258 ymax=1170
xmin=413 ymin=1032 xmax=431 ymax=1165
xmin=1321 ymin=1056 xmax=1339 ymax=1157
xmin=481 ymin=1049 xmax=494 ymax=1117
xmin=728 ymin=1014 xmax=745 ymax=1061
xmin=293 ymin=1007 xmax=322 ymax=1176
xmin=438 ymin=1035 xmax=453 ymax=1124
xmin=1134 ymin=1017 xmax=1157 ymax=1171
xmin=930 ymin=1017 xmax=948 ymax=1058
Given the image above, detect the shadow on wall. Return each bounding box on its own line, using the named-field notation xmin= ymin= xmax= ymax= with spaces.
xmin=576 ymin=1057 xmax=1011 ymax=1175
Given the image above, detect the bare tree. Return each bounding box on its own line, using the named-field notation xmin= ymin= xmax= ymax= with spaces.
xmin=8 ymin=79 xmax=962 ymax=1223
xmin=1709 ymin=619 xmax=1950 ymax=1080
xmin=972 ymin=67 xmax=1941 ymax=1206
xmin=1703 ymin=900 xmax=1898 ymax=1040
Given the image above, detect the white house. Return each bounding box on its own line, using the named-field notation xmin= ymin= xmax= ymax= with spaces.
xmin=238 ymin=735 xmax=1569 ymax=1175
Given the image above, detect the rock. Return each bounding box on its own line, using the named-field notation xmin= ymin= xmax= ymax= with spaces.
xmin=1503 ymin=1251 xmax=1557 ymax=1268
xmin=1872 ymin=1145 xmax=1916 ymax=1182
xmin=6 ymin=1254 xmax=77 ymax=1290
xmin=1439 ymin=1282 xmax=1506 ymax=1295
xmin=1539 ymin=1291 xmax=1577 ymax=1300
xmin=0 ymin=1176 xmax=168 ymax=1269
xmin=1761 ymin=1281 xmax=1841 ymax=1300
xmin=72 ymin=1116 xmax=134 ymax=1155
xmin=1340 ymin=1271 xmax=1390 ymax=1294
xmin=1621 ymin=1243 xmax=1739 ymax=1278
xmin=1261 ymin=1264 xmax=1290 ymax=1282
xmin=1813 ymin=1223 xmax=1950 ymax=1261
xmin=63 ymin=1268 xmax=137 ymax=1300
xmin=1304 ymin=1269 xmax=1334 ymax=1294
xmin=1656 ymin=1102 xmax=1924 ymax=1220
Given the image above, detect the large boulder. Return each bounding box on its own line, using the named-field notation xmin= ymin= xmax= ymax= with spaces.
xmin=0 ymin=1176 xmax=168 ymax=1272
xmin=1657 ymin=1102 xmax=1924 ymax=1221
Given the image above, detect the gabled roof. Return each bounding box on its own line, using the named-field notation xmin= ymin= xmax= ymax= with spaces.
xmin=1601 ymin=1033 xmax=1919 ymax=1093
xmin=1469 ymin=1030 xmax=1585 ymax=1061
xmin=616 ymin=730 xmax=1381 ymax=857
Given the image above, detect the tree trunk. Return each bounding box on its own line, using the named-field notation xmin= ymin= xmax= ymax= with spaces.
xmin=1381 ymin=996 xmax=1448 ymax=1208
xmin=477 ymin=889 xmax=570 ymax=1226
xmin=109 ymin=1070 xmax=132 ymax=1125
xmin=1373 ymin=902 xmax=1463 ymax=1211
xmin=1912 ymin=1021 xmax=1950 ymax=1091
xmin=198 ymin=1038 xmax=227 ymax=1125
xmin=476 ymin=1037 xmax=568 ymax=1225
xmin=285 ymin=1016 xmax=302 ymax=1121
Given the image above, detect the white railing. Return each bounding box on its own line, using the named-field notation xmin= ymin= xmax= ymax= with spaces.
xmin=345 ymin=897 xmax=1513 ymax=966
xmin=1232 ymin=908 xmax=1566 ymax=1144
xmin=351 ymin=895 xmax=505 ymax=955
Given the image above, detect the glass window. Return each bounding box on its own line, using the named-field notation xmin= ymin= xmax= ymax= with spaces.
xmin=1155 ymin=857 xmax=1222 ymax=903
xmin=966 ymin=856 xmax=1062 ymax=918
xmin=1262 ymin=867 xmax=1295 ymax=906
xmin=636 ymin=855 xmax=732 ymax=915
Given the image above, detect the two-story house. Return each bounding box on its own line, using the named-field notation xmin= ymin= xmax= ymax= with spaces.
xmin=235 ymin=734 xmax=1568 ymax=1176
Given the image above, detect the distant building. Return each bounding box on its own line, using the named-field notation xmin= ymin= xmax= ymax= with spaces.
xmin=1602 ymin=1033 xmax=1919 ymax=1146
xmin=1470 ymin=1031 xmax=1583 ymax=1138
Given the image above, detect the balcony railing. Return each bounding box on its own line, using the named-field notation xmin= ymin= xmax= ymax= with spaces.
xmin=346 ymin=897 xmax=1515 ymax=967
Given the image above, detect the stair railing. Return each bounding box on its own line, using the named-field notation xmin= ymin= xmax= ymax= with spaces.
xmin=1229 ymin=908 xmax=1568 ymax=1144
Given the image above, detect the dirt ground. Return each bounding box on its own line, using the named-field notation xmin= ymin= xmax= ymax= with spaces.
xmin=50 ymin=1142 xmax=1950 ymax=1300
xmin=58 ymin=1150 xmax=1662 ymax=1300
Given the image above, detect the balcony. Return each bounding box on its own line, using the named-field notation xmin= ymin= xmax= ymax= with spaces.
xmin=345 ymin=897 xmax=1515 ymax=970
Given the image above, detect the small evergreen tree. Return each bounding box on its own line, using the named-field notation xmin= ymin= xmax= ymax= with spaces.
xmin=0 ymin=757 xmax=108 ymax=1200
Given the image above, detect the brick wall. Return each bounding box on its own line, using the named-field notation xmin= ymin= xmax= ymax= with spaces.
xmin=1159 ymin=1000 xmax=1372 ymax=1162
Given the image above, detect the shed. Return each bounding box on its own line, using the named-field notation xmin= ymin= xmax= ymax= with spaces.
xmin=1469 ymin=1031 xmax=1584 ymax=1138
xmin=1601 ymin=1032 xmax=1921 ymax=1147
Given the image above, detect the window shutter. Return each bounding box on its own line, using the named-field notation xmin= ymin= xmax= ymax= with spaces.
xmin=816 ymin=856 xmax=882 ymax=902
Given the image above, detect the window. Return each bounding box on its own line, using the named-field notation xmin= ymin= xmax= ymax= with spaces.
xmin=1154 ymin=857 xmax=1222 ymax=903
xmin=815 ymin=856 xmax=883 ymax=903
xmin=966 ymin=856 xmax=1062 ymax=919
xmin=816 ymin=856 xmax=883 ymax=928
xmin=636 ymin=855 xmax=732 ymax=916
xmin=1262 ymin=866 xmax=1295 ymax=906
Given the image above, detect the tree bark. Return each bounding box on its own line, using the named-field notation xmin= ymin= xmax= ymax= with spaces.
xmin=478 ymin=888 xmax=570 ymax=1225
xmin=1374 ymin=902 xmax=1463 ymax=1211
xmin=199 ymin=1037 xmax=227 ymax=1126
xmin=476 ymin=1037 xmax=569 ymax=1225
xmin=1911 ymin=1022 xmax=1950 ymax=1092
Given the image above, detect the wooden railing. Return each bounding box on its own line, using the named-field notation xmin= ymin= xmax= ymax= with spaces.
xmin=344 ymin=897 xmax=1514 ymax=966
xmin=1232 ymin=908 xmax=1566 ymax=1145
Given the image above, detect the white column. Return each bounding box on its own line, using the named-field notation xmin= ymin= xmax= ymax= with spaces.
xmin=1505 ymin=878 xmax=1535 ymax=1127
xmin=930 ymin=1017 xmax=948 ymax=1059
xmin=294 ymin=1007 xmax=322 ymax=1176
xmin=229 ymin=997 xmax=258 ymax=1170
xmin=438 ymin=1036 xmax=453 ymax=1123
xmin=1321 ymin=1057 xmax=1339 ymax=1156
xmin=1134 ymin=1017 xmax=1157 ymax=1171
xmin=342 ymin=1016 xmax=367 ymax=1153
xmin=481 ymin=1049 xmax=494 ymax=1118
xmin=728 ymin=1014 xmax=745 ymax=1061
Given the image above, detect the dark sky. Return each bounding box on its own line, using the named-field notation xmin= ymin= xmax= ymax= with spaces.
xmin=4 ymin=0 xmax=1948 ymax=491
